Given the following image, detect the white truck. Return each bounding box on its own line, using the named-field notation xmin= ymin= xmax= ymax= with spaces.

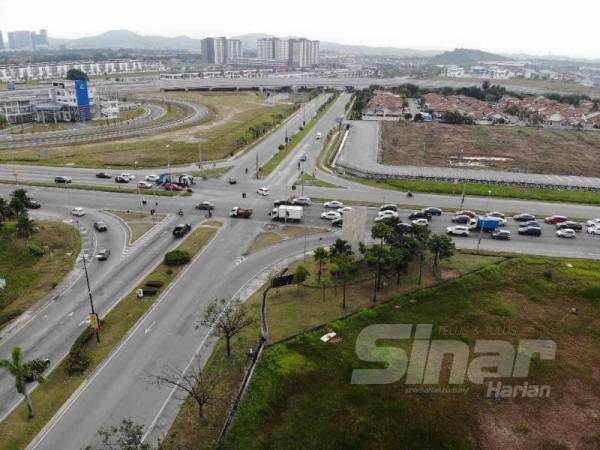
xmin=271 ymin=205 xmax=303 ymax=223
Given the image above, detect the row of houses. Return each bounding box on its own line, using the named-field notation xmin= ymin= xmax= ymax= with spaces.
xmin=0 ymin=59 xmax=165 ymax=82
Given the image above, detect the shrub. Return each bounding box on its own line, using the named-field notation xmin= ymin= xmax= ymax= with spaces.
xmin=0 ymin=309 xmax=23 ymax=327
xmin=164 ymin=250 xmax=191 ymax=266
xmin=65 ymin=348 xmax=91 ymax=375
xmin=142 ymin=287 xmax=158 ymax=296
xmin=29 ymin=243 xmax=44 ymax=256
xmin=278 ymin=144 xmax=285 ymax=150
xmin=145 ymin=280 xmax=165 ymax=288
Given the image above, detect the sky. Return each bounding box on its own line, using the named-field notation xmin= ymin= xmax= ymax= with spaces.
xmin=1 ymin=0 xmax=599 ymax=59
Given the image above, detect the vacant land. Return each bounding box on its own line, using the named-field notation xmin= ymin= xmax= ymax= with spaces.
xmin=382 ymin=121 xmax=600 ymax=176
xmin=0 ymin=221 xmax=80 ymax=329
xmin=223 ymin=256 xmax=600 ymax=449
xmin=245 ymin=224 xmax=328 ymax=254
xmin=0 ymin=92 xmax=297 ymax=168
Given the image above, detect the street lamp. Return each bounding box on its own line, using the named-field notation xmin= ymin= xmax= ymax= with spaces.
xmin=166 ymin=144 xmax=171 ymax=183
xmin=76 ymin=220 xmax=100 ymax=342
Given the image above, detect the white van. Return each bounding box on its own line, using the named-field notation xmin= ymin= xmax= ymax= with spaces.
xmin=71 ymin=207 xmax=86 ymax=217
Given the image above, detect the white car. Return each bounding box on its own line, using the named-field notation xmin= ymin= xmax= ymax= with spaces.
xmin=324 ymin=200 xmax=344 ymax=209
xmin=338 ymin=206 xmax=354 ymax=214
xmin=145 ymin=174 xmax=159 ymax=182
xmin=586 ymin=226 xmax=600 ymax=235
xmin=412 ymin=218 xmax=429 ymax=226
xmin=71 ymin=207 xmax=86 ymax=217
xmin=377 ymin=210 xmax=399 ymax=219
xmin=257 ymin=187 xmax=270 ymax=196
xmin=316 ymin=132 xmax=322 ymax=140
xmin=321 ymin=211 xmax=342 ymax=221
xmin=120 ymin=173 xmax=135 ymax=181
xmin=556 ymin=229 xmax=576 ymax=239
xmin=137 ymin=181 xmax=153 ymax=189
xmin=447 ymin=225 xmax=470 ymax=236
xmin=586 ymin=218 xmax=600 ymax=227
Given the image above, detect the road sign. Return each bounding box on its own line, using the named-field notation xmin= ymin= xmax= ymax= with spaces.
xmin=90 ymin=313 xmax=101 ymax=332
xmin=271 ymin=274 xmax=295 ymax=288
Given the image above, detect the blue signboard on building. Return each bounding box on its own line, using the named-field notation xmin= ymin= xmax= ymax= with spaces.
xmin=75 ymin=80 xmax=92 ymax=122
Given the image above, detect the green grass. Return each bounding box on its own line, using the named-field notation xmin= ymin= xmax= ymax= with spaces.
xmin=261 ymin=96 xmax=338 ymax=176
xmin=0 ymin=221 xmax=80 ymax=330
xmin=107 ymin=210 xmax=167 ymax=243
xmin=0 ymin=222 xmax=221 ymax=450
xmin=9 ymin=123 xmax=65 ymax=134
xmin=222 ymin=255 xmax=600 ymax=449
xmin=191 ymin=166 xmax=233 ymax=180
xmin=163 ymin=251 xmax=501 ymax=449
xmin=297 ymin=173 xmax=339 ymax=188
xmin=87 ymin=108 xmax=146 ymax=127
xmin=347 ymin=176 xmax=600 ymax=206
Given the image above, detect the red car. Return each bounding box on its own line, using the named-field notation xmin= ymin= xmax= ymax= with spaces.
xmin=544 ymin=215 xmax=568 ymax=225
xmin=164 ymin=183 xmax=184 ymax=192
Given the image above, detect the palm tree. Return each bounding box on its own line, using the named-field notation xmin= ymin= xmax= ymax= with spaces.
xmin=428 ymin=235 xmax=456 ymax=275
xmin=0 ymin=347 xmax=42 ymax=418
xmin=313 ymin=247 xmax=329 ymax=283
xmin=16 ymin=214 xmax=35 ymax=238
xmin=329 ymin=238 xmax=353 ymax=260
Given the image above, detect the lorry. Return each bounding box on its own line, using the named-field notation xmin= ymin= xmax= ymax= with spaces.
xmin=229 ymin=207 xmax=253 ymax=218
xmin=271 ymin=205 xmax=303 ymax=222
xmin=469 ymin=216 xmax=503 ymax=232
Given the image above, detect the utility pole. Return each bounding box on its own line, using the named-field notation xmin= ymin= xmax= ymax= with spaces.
xmin=255 ymin=152 xmax=259 ymax=179
xmin=166 ymin=144 xmax=171 ymax=184
xmin=77 ymin=221 xmax=100 ymax=342
xmin=198 ymin=143 xmax=202 ymax=168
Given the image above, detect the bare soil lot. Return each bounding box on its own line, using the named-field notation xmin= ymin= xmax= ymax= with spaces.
xmin=382 ymin=122 xmax=600 ymax=176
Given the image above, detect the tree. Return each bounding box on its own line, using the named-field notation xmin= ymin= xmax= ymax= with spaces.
xmin=329 ymin=238 xmax=353 ymax=260
xmin=11 ymin=188 xmax=28 ymax=206
xmin=0 ymin=197 xmax=7 ymax=228
xmin=293 ymin=264 xmax=309 ymax=284
xmin=482 ymin=80 xmax=491 ymax=92
xmin=411 ymin=226 xmax=431 ymax=285
xmin=0 ymin=347 xmax=44 ymax=418
xmin=364 ymin=245 xmax=390 ymax=301
xmin=330 ymin=254 xmax=358 ymax=309
xmin=16 ymin=213 xmax=35 ymax=238
xmin=313 ymin=247 xmax=329 ymax=283
xmin=66 ymin=68 xmax=89 ymax=81
xmin=388 ymin=246 xmax=410 ymax=285
xmin=96 ymin=418 xmax=151 ymax=450
xmin=201 ymin=298 xmax=255 ymax=357
xmin=428 ymin=235 xmax=456 ymax=274
xmin=9 ymin=197 xmax=25 ymax=218
xmin=150 ymin=360 xmax=219 ymax=422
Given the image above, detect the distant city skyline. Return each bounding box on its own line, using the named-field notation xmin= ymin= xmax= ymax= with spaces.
xmin=2 ymin=0 xmax=600 ymax=59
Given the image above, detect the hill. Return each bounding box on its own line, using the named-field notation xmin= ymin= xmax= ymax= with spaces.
xmin=49 ymin=30 xmax=203 ymax=51
xmin=432 ymin=48 xmax=507 ymax=65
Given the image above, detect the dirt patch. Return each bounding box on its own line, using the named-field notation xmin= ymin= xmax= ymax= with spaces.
xmin=381 ymin=122 xmax=600 ymax=177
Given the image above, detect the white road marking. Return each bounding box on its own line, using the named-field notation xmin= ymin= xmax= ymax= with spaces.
xmin=144 ymin=321 xmax=156 ymax=335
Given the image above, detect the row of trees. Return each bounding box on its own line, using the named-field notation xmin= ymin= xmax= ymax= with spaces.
xmin=0 ymin=188 xmax=36 ymax=237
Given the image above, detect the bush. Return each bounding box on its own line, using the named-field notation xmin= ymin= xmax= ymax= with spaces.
xmin=164 ymin=250 xmax=191 ymax=266
xmin=142 ymin=287 xmax=158 ymax=296
xmin=0 ymin=309 xmax=23 ymax=327
xmin=65 ymin=348 xmax=91 ymax=375
xmin=278 ymin=144 xmax=285 ymax=150
xmin=29 ymin=243 xmax=44 ymax=256
xmin=145 ymin=280 xmax=165 ymax=288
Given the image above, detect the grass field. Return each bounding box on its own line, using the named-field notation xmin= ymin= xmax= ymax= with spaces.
xmin=9 ymin=123 xmax=66 ymax=134
xmin=0 ymin=221 xmax=80 ymax=329
xmin=382 ymin=121 xmax=600 ymax=177
xmin=107 ymin=210 xmax=166 ymax=243
xmin=245 ymin=224 xmax=328 ymax=254
xmin=0 ymin=93 xmax=297 ymax=168
xmin=163 ymin=251 xmax=501 ymax=449
xmin=222 ymin=255 xmax=600 ymax=450
xmin=0 ymin=222 xmax=221 ymax=450
xmin=87 ymin=108 xmax=146 ymax=127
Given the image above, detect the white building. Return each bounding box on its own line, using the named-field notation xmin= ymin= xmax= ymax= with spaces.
xmin=288 ymin=38 xmax=319 ymax=68
xmin=257 ymin=37 xmax=289 ymax=62
xmin=201 ymin=37 xmax=242 ymax=65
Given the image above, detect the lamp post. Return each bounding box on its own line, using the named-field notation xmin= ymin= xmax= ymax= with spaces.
xmin=477 ymin=190 xmax=492 ymax=251
xmin=166 ymin=144 xmax=171 ymax=184
xmin=76 ymin=220 xmax=100 ymax=342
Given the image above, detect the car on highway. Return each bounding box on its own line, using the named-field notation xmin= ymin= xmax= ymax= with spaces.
xmin=379 ymin=204 xmax=398 ymax=212
xmin=145 ymin=174 xmax=159 ymax=182
xmin=491 ymin=229 xmax=512 ymax=240
xmin=375 ymin=215 xmax=400 ymax=224
xmin=422 ymin=207 xmax=442 ymax=216
xmin=96 ymin=172 xmax=112 ymax=179
xmin=456 ymin=210 xmax=476 ymax=218
xmin=293 ymin=197 xmax=311 ymax=206
xmin=412 ymin=218 xmax=429 ymax=226
xmin=513 ymin=213 xmax=536 ymax=222
xmin=331 ymin=218 xmax=343 ymax=228
xmin=544 ymin=215 xmax=568 ymax=225
xmin=228 ymin=177 xmax=237 ymax=185
xmin=521 ymin=221 xmax=540 ymax=228
xmin=316 ymin=132 xmax=322 ymax=140
xmin=273 ymin=199 xmax=295 ymax=207
xmin=486 ymin=211 xmax=505 ymax=219
xmin=137 ymin=181 xmax=153 ymax=189
xmin=195 ymin=201 xmax=215 ymax=211
xmin=173 ymin=223 xmax=192 ymax=238
xmin=338 ymin=206 xmax=353 ymax=214
xmin=518 ymin=226 xmax=542 ymax=236
xmin=93 ymin=221 xmax=107 ymax=232
xmin=556 ymin=228 xmax=576 ymax=239
xmin=586 ymin=218 xmax=600 ymax=227
xmin=556 ymin=221 xmax=582 ymax=231
xmin=164 ymin=183 xmax=184 ymax=192
xmin=447 ymin=225 xmax=470 ymax=236
xmin=324 ymin=200 xmax=344 ymax=209
xmin=71 ymin=207 xmax=85 ymax=217
xmin=451 ymin=214 xmax=471 ymax=224
xmin=25 ymin=198 xmax=41 ymax=209
xmin=115 ymin=176 xmax=129 ymax=183
xmin=378 ymin=210 xmax=399 ymax=219
xmin=96 ymin=249 xmax=111 ymax=261
xmin=120 ymin=173 xmax=135 ymax=181
xmin=321 ymin=211 xmax=342 ymax=221
xmin=54 ymin=176 xmax=72 ymax=184
xmin=409 ymin=211 xmax=432 ymax=221
xmin=257 ymin=187 xmax=270 ymax=196
xmin=586 ymin=226 xmax=600 ymax=235
xmin=300 ymin=155 xmax=307 ymax=162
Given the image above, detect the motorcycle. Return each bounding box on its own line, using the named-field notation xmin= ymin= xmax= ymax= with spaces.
xmin=177 ymin=209 xmax=184 ymax=216
xmin=407 ymin=191 xmax=414 ymax=198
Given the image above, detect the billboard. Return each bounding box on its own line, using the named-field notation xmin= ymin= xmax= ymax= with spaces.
xmin=75 ymin=80 xmax=92 ymax=122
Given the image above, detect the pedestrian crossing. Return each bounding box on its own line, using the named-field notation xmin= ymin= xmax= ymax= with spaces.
xmin=120 ymin=217 xmax=171 ymax=260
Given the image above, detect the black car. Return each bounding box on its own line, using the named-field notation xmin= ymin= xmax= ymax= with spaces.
xmin=521 ymin=221 xmax=540 ymax=228
xmin=115 ymin=175 xmax=129 ymax=183
xmin=195 ymin=201 xmax=215 ymax=211
xmin=331 ymin=218 xmax=343 ymax=228
xmin=228 ymin=177 xmax=237 ymax=185
xmin=518 ymin=226 xmax=542 ymax=236
xmin=173 ymin=223 xmax=192 ymax=238
xmin=556 ymin=221 xmax=583 ymax=231
xmin=422 ymin=207 xmax=442 ymax=216
xmin=26 ymin=199 xmax=41 ymax=209
xmin=96 ymin=172 xmax=112 ymax=179
xmin=54 ymin=176 xmax=72 ymax=184
xmin=273 ymin=199 xmax=295 ymax=207
xmin=513 ymin=213 xmax=536 ymax=222
xmin=396 ymin=222 xmax=413 ymax=233
xmin=379 ymin=204 xmax=398 ymax=212
xmin=451 ymin=214 xmax=471 ymax=224
xmin=96 ymin=249 xmax=111 ymax=261
xmin=491 ymin=229 xmax=512 ymax=240
xmin=94 ymin=221 xmax=108 ymax=232
xmin=408 ymin=211 xmax=432 ymax=221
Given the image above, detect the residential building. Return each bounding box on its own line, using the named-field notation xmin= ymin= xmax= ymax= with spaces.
xmin=257 ymin=37 xmax=289 ymax=61
xmin=0 ymin=31 xmax=4 ymax=50
xmin=257 ymin=38 xmax=274 ymax=60
xmin=6 ymin=29 xmax=48 ymax=50
xmin=226 ymin=39 xmax=242 ymax=61
xmin=288 ymin=38 xmax=319 ymax=68
xmin=201 ymin=37 xmax=241 ymax=65
xmin=32 ymin=29 xmax=49 ymax=49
